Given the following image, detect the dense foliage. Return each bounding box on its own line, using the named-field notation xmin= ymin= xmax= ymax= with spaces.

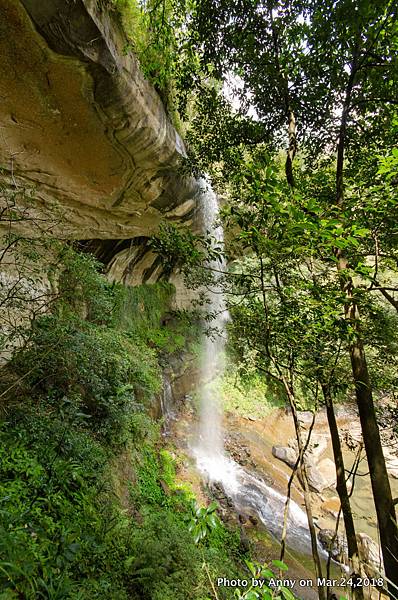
xmin=146 ymin=0 xmax=398 ymax=595
xmin=1 ymin=0 xmax=397 ymax=597
xmin=0 ymin=249 xmax=252 ymax=599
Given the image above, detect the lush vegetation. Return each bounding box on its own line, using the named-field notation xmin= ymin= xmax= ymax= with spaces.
xmin=145 ymin=0 xmax=398 ymax=597
xmin=0 ymin=248 xmax=251 ymax=599
xmin=107 ymin=0 xmax=198 ymax=129
xmin=0 ymin=186 xmax=299 ymax=599
xmin=1 ymin=0 xmax=398 ymax=598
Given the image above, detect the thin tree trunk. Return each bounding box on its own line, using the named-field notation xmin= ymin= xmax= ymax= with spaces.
xmin=267 ymin=2 xmax=297 ymax=188
xmin=336 ymin=179 xmax=398 ymax=600
xmin=263 ymin=261 xmax=324 ymax=596
xmin=285 ymin=106 xmax=297 ymax=187
xmin=321 ymin=384 xmax=363 ymax=600
xmin=280 ymin=413 xmax=316 ymax=564
xmin=279 ymin=375 xmax=326 ymax=600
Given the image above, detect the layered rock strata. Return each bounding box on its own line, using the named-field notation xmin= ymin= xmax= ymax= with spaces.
xmin=0 ymin=0 xmax=201 ymax=278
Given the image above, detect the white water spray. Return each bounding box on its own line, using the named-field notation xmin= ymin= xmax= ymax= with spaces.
xmin=195 ymin=178 xmax=228 ymax=459
xmin=193 ymin=179 xmax=245 ymax=492
xmin=192 ymin=178 xmax=323 ymax=556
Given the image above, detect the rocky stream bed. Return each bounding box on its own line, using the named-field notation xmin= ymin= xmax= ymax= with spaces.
xmin=168 ymin=396 xmax=398 ymax=599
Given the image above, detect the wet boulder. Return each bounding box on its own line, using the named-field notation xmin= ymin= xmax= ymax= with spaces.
xmin=317 ymin=458 xmax=336 ymax=488
xmin=302 ymin=458 xmax=336 ymax=493
xmin=272 ymin=445 xmax=298 ymax=468
xmin=319 ymin=529 xmax=384 ymax=577
xmin=304 ymin=462 xmax=329 ymax=493
xmin=318 ymin=528 xmax=348 ymax=563
xmin=272 ymin=446 xmax=335 ymax=492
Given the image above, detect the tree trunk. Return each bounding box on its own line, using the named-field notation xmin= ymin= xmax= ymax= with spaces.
xmin=334 ymin=50 xmax=398 ymax=596
xmin=338 ymin=263 xmax=398 ymax=598
xmin=285 ymin=107 xmax=297 ymax=187
xmin=321 ymin=384 xmax=363 ymax=600
xmin=352 ymin=345 xmax=398 ymax=597
xmin=349 ymin=324 xmax=398 ymax=596
xmin=267 ymin=2 xmax=297 ymax=188
xmin=280 ymin=376 xmax=326 ymax=600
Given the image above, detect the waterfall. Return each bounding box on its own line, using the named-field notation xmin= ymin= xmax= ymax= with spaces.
xmin=193 ymin=178 xmax=243 ymax=491
xmin=192 ymin=178 xmax=324 ymax=558
xmin=195 ymin=178 xmax=228 ymax=458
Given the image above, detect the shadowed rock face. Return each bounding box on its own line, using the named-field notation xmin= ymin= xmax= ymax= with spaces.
xmin=0 ymin=0 xmax=200 ymax=247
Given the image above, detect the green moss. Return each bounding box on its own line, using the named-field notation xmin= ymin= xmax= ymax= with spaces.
xmin=114 ymin=281 xmax=174 ymax=331
xmin=208 ymin=371 xmax=287 ymax=418
xmin=112 ymin=281 xmax=200 ymax=354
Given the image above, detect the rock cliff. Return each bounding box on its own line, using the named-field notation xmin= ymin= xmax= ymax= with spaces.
xmin=0 ymin=0 xmax=200 ymax=277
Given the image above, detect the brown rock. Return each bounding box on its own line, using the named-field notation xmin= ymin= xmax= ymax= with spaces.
xmin=321 ymin=497 xmax=341 ymax=519
xmin=317 ymin=458 xmax=336 ymax=489
xmin=304 ymin=461 xmax=330 ymax=493
xmin=382 ymin=447 xmax=398 ymax=479
xmin=306 ymin=433 xmax=328 ymax=462
xmin=356 ymin=533 xmax=384 ymax=577
xmin=297 ymin=411 xmax=315 ymax=429
xmin=318 ymin=529 xmax=348 ymax=563
xmin=159 ymin=479 xmax=171 ymax=496
xmin=1 ymin=0 xmax=202 ymax=290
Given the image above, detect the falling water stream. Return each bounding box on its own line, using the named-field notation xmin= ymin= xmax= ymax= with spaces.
xmin=195 ymin=177 xmax=227 ymax=459
xmin=192 ymin=179 xmax=317 ymax=557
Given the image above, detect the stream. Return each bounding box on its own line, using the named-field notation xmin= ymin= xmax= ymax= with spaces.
xmin=194 ymin=449 xmax=318 ymax=557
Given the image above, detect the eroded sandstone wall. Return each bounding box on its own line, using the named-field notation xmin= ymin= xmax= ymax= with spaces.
xmin=0 ymin=0 xmax=200 ymax=250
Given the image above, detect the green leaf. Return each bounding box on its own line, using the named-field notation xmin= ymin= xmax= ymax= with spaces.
xmin=280 ymin=586 xmax=295 ymax=600
xmin=271 ymin=560 xmax=288 ymax=571
xmin=245 ymin=559 xmax=257 ymax=577
xmin=244 ymin=591 xmax=260 ymax=600
xmin=260 ymin=568 xmax=275 ymax=579
xmin=207 ymin=513 xmax=218 ymax=529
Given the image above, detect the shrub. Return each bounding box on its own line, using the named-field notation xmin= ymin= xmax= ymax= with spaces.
xmin=133 ymin=446 xmax=169 ymax=507
xmin=113 ymin=281 xmax=199 ymax=354
xmin=10 ymin=315 xmax=160 ymax=445
xmin=128 ymin=510 xmax=204 ymax=600
xmin=0 ymin=409 xmax=112 ymax=598
xmin=56 ymin=247 xmax=118 ymax=326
